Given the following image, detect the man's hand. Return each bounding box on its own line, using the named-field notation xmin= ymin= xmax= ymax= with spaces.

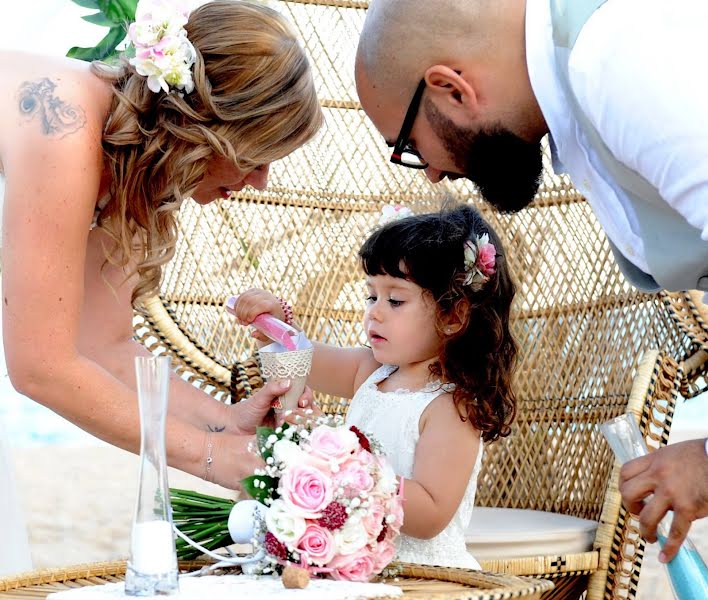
xmin=619 ymin=438 xmax=708 ymax=562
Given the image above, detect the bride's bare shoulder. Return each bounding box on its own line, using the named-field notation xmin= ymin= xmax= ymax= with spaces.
xmin=0 ymin=51 xmax=113 ymax=162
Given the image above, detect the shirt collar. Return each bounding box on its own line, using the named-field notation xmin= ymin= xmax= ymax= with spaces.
xmin=525 ymin=0 xmax=572 ymax=174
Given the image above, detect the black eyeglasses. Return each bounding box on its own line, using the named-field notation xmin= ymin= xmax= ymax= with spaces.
xmin=388 ymin=79 xmax=428 ymax=169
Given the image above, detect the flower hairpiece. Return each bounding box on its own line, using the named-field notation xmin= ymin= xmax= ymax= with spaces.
xmin=462 ymin=233 xmax=497 ymax=290
xmin=378 ymin=204 xmax=414 ymax=226
xmin=128 ymin=0 xmax=196 ymax=95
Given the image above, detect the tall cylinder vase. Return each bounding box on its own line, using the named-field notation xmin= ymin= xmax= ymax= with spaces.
xmin=600 ymin=414 xmax=708 ymax=600
xmin=125 ymin=356 xmax=179 ymax=596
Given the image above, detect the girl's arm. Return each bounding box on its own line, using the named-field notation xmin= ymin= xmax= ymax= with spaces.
xmin=399 ymin=393 xmax=481 ymax=539
xmin=232 ymin=289 xmax=380 ymax=399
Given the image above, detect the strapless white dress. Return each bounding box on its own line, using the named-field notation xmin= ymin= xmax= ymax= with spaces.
xmin=345 ymin=364 xmax=482 ymax=569
xmin=0 ymin=175 xmax=34 ymax=575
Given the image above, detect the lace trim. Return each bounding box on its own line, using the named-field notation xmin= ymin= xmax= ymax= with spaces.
xmin=259 ymin=347 xmax=313 ymax=379
xmin=366 ymin=365 xmax=454 ymax=396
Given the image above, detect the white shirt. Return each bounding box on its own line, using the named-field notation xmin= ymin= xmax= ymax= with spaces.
xmin=526 ymin=0 xmax=708 ymax=273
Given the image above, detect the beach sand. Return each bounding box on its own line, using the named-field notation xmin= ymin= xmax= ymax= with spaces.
xmin=10 ymin=445 xmax=236 ymax=570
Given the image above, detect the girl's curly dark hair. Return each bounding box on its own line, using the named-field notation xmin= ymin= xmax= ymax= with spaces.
xmin=359 ymin=203 xmax=517 ymax=442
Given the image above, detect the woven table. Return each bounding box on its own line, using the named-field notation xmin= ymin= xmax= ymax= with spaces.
xmin=0 ymin=561 xmax=553 ymax=600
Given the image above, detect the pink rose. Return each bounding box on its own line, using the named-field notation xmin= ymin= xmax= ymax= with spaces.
xmin=353 ymin=447 xmax=376 ymax=468
xmin=477 ymin=242 xmax=496 ymax=276
xmin=329 ymin=548 xmax=377 ymax=582
xmin=280 ymin=464 xmax=333 ymax=519
xmin=296 ymin=524 xmax=336 ymax=566
xmin=334 ymin=459 xmax=374 ymax=497
xmin=361 ymin=500 xmax=385 ymax=540
xmin=385 ymin=495 xmax=405 ymax=537
xmin=372 ymin=539 xmax=396 ymax=572
xmin=307 ymin=425 xmax=359 ymax=464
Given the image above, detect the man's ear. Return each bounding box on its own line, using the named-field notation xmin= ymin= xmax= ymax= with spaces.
xmin=424 ymin=65 xmax=479 ymax=118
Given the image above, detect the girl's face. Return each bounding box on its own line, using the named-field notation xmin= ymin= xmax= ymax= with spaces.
xmin=192 ymin=156 xmax=270 ymax=205
xmin=364 ymin=274 xmax=443 ymax=368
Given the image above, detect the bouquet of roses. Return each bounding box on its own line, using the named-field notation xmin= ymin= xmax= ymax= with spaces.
xmin=171 ymin=415 xmax=404 ymax=582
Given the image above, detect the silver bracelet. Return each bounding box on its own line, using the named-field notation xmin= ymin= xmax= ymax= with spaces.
xmin=204 ymin=432 xmax=215 ymax=482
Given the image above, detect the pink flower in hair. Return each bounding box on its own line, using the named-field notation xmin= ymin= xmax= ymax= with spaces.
xmin=462 ymin=233 xmax=497 ymax=290
xmin=477 ymin=237 xmax=497 ymax=276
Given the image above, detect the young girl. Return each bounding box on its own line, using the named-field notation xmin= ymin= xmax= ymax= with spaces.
xmin=233 ymin=203 xmax=518 ymax=569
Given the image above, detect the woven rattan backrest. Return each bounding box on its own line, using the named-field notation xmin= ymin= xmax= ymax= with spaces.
xmin=134 ymin=0 xmax=693 ymax=522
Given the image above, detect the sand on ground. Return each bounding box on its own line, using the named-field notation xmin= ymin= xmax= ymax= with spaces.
xmin=10 ymin=446 xmax=236 ymax=569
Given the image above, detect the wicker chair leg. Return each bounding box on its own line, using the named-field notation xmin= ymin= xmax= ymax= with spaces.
xmin=587 ymin=350 xmax=680 ymax=600
xmin=539 ymin=573 xmax=590 ymax=600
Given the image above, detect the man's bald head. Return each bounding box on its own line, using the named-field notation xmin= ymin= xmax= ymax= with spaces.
xmin=356 ymin=0 xmax=501 ymax=101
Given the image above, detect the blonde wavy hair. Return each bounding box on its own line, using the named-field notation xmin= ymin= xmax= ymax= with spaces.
xmin=92 ymin=0 xmax=323 ymax=303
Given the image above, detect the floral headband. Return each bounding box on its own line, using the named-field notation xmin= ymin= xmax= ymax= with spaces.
xmin=463 ymin=234 xmax=497 ymax=291
xmin=128 ymin=0 xmax=196 ymax=95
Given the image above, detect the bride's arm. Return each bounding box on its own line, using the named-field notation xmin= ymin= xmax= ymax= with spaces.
xmin=398 ymin=393 xmax=481 ymax=539
xmin=0 ymin=73 xmax=277 ymax=488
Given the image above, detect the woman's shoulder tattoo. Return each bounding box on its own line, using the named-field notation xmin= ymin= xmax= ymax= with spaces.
xmin=17 ymin=77 xmax=86 ymax=138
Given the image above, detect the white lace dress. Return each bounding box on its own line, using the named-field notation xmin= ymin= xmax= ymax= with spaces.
xmin=345 ymin=364 xmax=482 ymax=569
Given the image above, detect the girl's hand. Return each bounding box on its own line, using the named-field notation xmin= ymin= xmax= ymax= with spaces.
xmin=227 ymin=289 xmax=288 ymax=343
xmin=228 ymin=289 xmax=286 ymax=325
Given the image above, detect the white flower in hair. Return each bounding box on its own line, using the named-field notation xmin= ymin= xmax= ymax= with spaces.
xmin=378 ymin=204 xmax=414 ymax=226
xmin=128 ymin=0 xmax=196 ymax=94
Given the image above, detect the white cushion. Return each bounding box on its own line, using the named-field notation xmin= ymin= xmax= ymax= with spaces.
xmin=465 ymin=507 xmax=598 ymax=560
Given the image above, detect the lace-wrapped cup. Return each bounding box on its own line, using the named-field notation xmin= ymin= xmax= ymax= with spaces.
xmin=259 ymin=347 xmax=313 ymax=413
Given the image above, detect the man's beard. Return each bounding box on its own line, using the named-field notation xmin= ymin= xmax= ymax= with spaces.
xmin=424 ymin=98 xmax=543 ymax=213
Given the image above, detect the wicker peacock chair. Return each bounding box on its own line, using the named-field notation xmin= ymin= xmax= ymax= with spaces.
xmin=132 ymin=1 xmax=705 ymax=599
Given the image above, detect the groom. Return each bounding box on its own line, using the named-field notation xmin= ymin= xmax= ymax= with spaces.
xmin=354 ymin=0 xmax=708 ymax=563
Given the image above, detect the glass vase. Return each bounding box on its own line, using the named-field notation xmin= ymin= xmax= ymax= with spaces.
xmin=125 ymin=356 xmax=179 ymax=596
xmin=600 ymin=414 xmax=708 ymax=600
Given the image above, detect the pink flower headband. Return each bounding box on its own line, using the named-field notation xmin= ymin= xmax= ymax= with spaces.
xmin=463 ymin=234 xmax=497 ymax=291
xmin=128 ymin=0 xmax=196 ymax=94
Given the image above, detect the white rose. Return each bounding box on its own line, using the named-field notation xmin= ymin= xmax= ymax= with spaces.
xmin=272 ymin=438 xmax=303 ymax=468
xmin=333 ymin=513 xmax=369 ymax=555
xmin=265 ymin=499 xmax=307 ymax=546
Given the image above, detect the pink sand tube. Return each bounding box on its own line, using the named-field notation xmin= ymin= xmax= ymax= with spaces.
xmin=225 ymin=296 xmax=298 ymax=350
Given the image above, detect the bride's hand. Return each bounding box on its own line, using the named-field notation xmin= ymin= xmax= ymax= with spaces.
xmin=227 ymin=380 xmax=314 ymax=435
